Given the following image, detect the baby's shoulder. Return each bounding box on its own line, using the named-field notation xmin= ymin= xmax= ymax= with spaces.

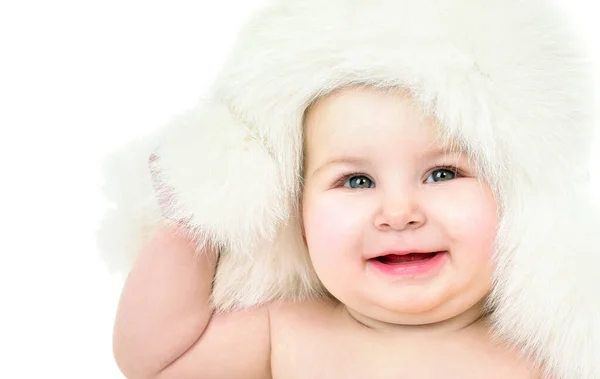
xmin=267 ymin=298 xmax=346 ymax=337
xmin=269 ymin=298 xmax=340 ymax=323
xmin=267 ymin=299 xmax=366 ymax=378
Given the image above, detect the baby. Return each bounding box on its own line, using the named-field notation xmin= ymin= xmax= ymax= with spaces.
xmin=101 ymin=1 xmax=600 ymax=378
xmin=113 ymin=86 xmax=540 ymax=379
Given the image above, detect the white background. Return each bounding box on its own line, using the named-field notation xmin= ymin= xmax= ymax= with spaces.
xmin=0 ymin=1 xmax=597 ymax=378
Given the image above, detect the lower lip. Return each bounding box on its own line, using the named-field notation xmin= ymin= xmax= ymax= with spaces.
xmin=367 ymin=251 xmax=448 ymax=278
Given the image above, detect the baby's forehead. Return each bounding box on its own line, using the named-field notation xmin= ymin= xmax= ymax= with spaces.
xmin=304 ymin=111 xmax=463 ymax=153
xmin=304 ymin=86 xmax=446 ymax=137
xmin=302 ymin=85 xmax=475 ymax=162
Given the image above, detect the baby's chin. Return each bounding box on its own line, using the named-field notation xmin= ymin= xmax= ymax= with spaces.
xmin=343 ymin=297 xmax=488 ymax=333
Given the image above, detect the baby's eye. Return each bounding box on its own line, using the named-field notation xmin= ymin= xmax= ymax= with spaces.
xmin=344 ymin=175 xmax=375 ymax=189
xmin=425 ymin=168 xmax=457 ymax=183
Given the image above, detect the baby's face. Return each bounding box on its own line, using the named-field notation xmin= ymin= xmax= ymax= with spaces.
xmin=301 ymin=86 xmax=497 ymax=328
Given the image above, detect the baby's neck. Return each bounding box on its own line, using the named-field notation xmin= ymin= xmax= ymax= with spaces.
xmin=341 ymin=301 xmax=489 ymax=336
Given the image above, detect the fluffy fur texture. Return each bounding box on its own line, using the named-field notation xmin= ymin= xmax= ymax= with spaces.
xmin=98 ymin=0 xmax=600 ymax=377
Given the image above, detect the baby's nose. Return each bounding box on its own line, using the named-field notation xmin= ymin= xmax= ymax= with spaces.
xmin=374 ymin=193 xmax=426 ymax=231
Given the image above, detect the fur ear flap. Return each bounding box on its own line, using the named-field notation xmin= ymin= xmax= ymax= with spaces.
xmin=96 ymin=99 xmax=287 ymax=280
xmin=152 ymin=100 xmax=288 ymax=257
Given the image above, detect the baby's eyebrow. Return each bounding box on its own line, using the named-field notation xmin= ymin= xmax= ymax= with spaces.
xmin=323 ymin=156 xmax=368 ymax=167
xmin=422 ymin=147 xmax=464 ymax=160
xmin=309 ymin=156 xmax=368 ymax=177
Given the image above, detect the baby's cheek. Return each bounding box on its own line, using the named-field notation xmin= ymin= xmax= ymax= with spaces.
xmin=304 ymin=196 xmax=365 ymax=260
xmin=443 ymin=185 xmax=498 ymax=261
xmin=469 ymin=196 xmax=498 ymax=260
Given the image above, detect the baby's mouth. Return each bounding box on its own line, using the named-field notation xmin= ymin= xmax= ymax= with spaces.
xmin=374 ymin=252 xmax=440 ymax=265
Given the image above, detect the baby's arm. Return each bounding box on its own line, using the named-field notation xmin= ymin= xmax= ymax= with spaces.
xmin=112 ymin=225 xmax=271 ymax=379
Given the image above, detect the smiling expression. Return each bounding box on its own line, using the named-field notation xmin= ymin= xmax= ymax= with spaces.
xmin=301 ymin=86 xmax=498 ymax=326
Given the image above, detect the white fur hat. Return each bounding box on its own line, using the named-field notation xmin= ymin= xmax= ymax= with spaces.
xmin=98 ymin=0 xmax=600 ymax=377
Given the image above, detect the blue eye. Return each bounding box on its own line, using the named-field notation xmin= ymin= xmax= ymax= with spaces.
xmin=425 ymin=168 xmax=457 ymax=183
xmin=344 ymin=175 xmax=375 ymax=189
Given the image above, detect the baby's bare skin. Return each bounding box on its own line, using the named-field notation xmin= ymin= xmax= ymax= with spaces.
xmin=149 ymin=300 xmax=540 ymax=379
xmin=270 ymin=300 xmax=540 ymax=379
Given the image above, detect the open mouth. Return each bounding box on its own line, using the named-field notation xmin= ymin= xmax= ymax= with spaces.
xmin=374 ymin=252 xmax=440 ymax=265
xmin=367 ymin=251 xmax=447 ymax=277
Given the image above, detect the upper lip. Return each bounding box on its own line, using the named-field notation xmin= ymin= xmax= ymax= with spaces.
xmin=367 ymin=250 xmax=443 ymax=260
